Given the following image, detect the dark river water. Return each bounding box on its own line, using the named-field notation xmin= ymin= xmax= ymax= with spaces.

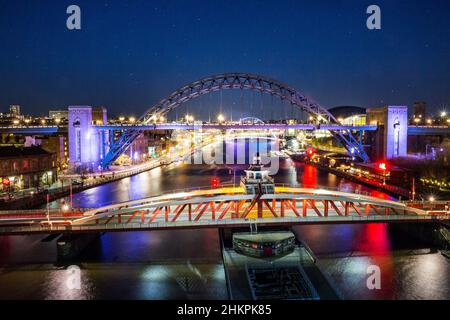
xmin=0 ymin=139 xmax=448 ymax=300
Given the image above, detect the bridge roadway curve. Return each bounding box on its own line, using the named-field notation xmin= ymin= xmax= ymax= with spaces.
xmin=0 ymin=186 xmax=448 ymax=235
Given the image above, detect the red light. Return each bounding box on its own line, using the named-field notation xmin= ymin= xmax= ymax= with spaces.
xmin=306 ymin=147 xmax=315 ymax=157
xmin=210 ymin=177 xmax=220 ymax=188
xmin=378 ymin=162 xmax=387 ymax=171
xmin=2 ymin=178 xmax=10 ymax=185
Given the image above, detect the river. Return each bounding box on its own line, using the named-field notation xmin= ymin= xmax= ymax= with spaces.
xmin=0 ymin=139 xmax=448 ymax=299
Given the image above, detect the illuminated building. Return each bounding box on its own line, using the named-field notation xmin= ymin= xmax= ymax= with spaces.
xmin=49 ymin=110 xmax=69 ymax=120
xmin=0 ymin=146 xmax=57 ymax=191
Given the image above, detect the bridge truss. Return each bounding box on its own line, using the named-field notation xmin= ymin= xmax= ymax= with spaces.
xmin=102 ymin=73 xmax=370 ymax=167
xmin=1 ymin=187 xmax=447 ymax=235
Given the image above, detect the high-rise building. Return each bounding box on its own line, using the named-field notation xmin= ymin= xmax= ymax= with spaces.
xmin=413 ymin=101 xmax=426 ymax=120
xmin=9 ymin=105 xmax=21 ymax=117
xmin=92 ymin=106 xmax=107 ymax=125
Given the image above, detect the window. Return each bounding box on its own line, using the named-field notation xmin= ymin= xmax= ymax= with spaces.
xmin=393 ymin=117 xmax=400 ymax=157
xmin=76 ymin=128 xmax=81 ymax=162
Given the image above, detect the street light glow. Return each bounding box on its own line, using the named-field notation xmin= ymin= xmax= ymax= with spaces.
xmin=429 ymin=196 xmax=435 ymax=202
xmin=129 ymin=117 xmax=136 ymax=123
xmin=217 ymin=114 xmax=225 ymax=122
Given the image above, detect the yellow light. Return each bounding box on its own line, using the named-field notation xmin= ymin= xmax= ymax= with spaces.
xmin=129 ymin=117 xmax=136 ymax=123
xmin=441 ymin=111 xmax=447 ymax=117
xmin=24 ymin=119 xmax=30 ymax=124
xmin=13 ymin=119 xmax=19 ymax=125
xmin=337 ymin=117 xmax=344 ymax=123
xmin=426 ymin=119 xmax=432 ymax=124
xmin=159 ymin=116 xmax=165 ymax=122
xmin=118 ymin=116 xmax=125 ymax=122
xmin=217 ymin=114 xmax=225 ymax=122
xmin=41 ymin=119 xmax=46 ymax=124
xmin=55 ymin=118 xmax=61 ymax=124
xmin=413 ymin=118 xmax=420 ymax=123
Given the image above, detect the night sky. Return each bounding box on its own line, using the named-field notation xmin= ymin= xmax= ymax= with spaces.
xmin=1 ymin=0 xmax=450 ymax=119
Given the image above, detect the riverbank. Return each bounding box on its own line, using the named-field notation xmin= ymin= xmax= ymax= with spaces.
xmin=293 ymin=158 xmax=410 ymax=199
xmin=0 ymin=160 xmax=163 ymax=210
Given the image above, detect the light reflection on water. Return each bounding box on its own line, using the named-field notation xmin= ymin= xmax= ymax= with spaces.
xmin=1 ymin=140 xmax=448 ymax=299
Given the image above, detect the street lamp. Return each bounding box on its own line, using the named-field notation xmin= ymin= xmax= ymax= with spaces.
xmin=54 ymin=118 xmax=61 ymax=124
xmin=118 ymin=116 xmax=125 ymax=122
xmin=129 ymin=117 xmax=136 ymax=123
xmin=426 ymin=119 xmax=432 ymax=125
xmin=377 ymin=161 xmax=388 ymax=185
xmin=217 ymin=114 xmax=225 ymax=123
xmin=441 ymin=111 xmax=447 ymax=117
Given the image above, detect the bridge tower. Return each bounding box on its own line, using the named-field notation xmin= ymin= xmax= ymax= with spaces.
xmin=68 ymin=106 xmax=108 ymax=172
xmin=367 ymin=106 xmax=408 ymax=160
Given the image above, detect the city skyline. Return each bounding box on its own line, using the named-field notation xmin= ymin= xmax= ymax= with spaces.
xmin=1 ymin=0 xmax=450 ymax=117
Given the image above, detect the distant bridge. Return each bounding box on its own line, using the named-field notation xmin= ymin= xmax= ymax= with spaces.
xmin=2 ymin=123 xmax=448 ymax=135
xmin=0 ymin=186 xmax=447 ymax=235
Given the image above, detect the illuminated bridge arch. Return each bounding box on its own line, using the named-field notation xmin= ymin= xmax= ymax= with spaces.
xmin=239 ymin=117 xmax=265 ymax=125
xmin=102 ymin=73 xmax=369 ymax=167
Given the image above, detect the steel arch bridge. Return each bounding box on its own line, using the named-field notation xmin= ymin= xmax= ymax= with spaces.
xmin=239 ymin=117 xmax=265 ymax=125
xmin=102 ymin=73 xmax=369 ymax=167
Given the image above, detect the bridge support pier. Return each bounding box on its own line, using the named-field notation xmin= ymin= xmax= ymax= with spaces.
xmin=388 ymin=222 xmax=447 ymax=249
xmin=68 ymin=106 xmax=108 ymax=172
xmin=56 ymin=233 xmax=99 ymax=262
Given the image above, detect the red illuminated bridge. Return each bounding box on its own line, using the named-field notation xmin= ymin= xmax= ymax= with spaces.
xmin=0 ymin=186 xmax=448 ymax=235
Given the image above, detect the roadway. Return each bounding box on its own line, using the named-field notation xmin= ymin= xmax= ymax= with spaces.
xmin=0 ymin=186 xmax=447 ymax=235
